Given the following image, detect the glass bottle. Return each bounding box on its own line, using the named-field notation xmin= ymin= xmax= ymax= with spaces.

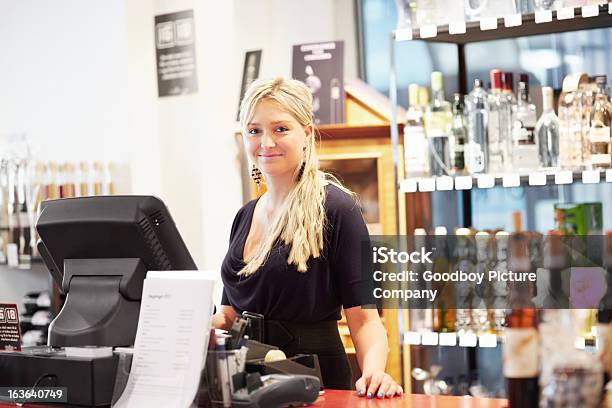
xmin=487 ymin=69 xmax=511 ymax=174
xmin=558 ymin=73 xmax=588 ymax=170
xmin=491 ymin=231 xmax=510 ymax=332
xmin=425 ymin=71 xmax=452 ymax=176
xmin=466 ymin=79 xmax=488 ymax=174
xmin=453 ymin=227 xmax=475 ymax=335
xmin=450 ymin=93 xmax=467 ymax=174
xmin=405 ymin=84 xmax=430 ymax=178
xmin=505 ymin=233 xmax=539 ymax=408
xmin=473 ymin=232 xmax=493 ymax=333
xmin=512 ymin=75 xmax=539 ymax=171
xmin=535 ymin=87 xmax=560 ymax=169
xmin=589 ymin=75 xmax=612 ymax=169
xmin=432 ymin=226 xmax=456 ymax=332
xmin=395 ymin=0 xmax=413 ymax=32
xmin=409 ymin=228 xmax=434 ymax=332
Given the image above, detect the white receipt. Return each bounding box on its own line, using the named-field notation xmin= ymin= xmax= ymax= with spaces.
xmin=113 ymin=271 xmax=215 ymax=408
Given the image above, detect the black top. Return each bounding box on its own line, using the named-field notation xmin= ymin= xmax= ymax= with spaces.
xmin=221 ymin=184 xmax=370 ymax=322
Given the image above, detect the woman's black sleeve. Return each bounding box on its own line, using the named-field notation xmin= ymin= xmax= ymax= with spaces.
xmin=221 ymin=206 xmax=245 ymax=306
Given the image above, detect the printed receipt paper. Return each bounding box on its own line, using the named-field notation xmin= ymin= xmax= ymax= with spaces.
xmin=113 ymin=271 xmax=216 ymax=408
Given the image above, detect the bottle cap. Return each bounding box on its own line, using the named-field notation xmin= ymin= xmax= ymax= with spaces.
xmin=455 ymin=227 xmax=471 ymax=236
xmin=414 ymin=228 xmax=427 ymax=235
xmin=408 ymin=84 xmax=420 ymax=106
xmin=434 ymin=226 xmax=447 ymax=235
xmin=542 ymin=86 xmax=554 ymax=111
xmin=519 ymin=73 xmax=529 ymax=85
xmin=502 ymin=72 xmax=514 ymax=91
xmin=431 ymin=71 xmax=444 ymax=91
xmin=473 ymin=79 xmax=483 ymax=89
xmin=418 ymin=86 xmax=430 ymax=106
xmin=490 ymin=69 xmax=502 ymax=90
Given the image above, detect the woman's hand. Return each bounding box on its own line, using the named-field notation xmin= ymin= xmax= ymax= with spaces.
xmin=355 ymin=370 xmax=403 ymax=399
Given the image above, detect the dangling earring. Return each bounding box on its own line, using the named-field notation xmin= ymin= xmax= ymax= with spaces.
xmin=297 ymin=161 xmax=306 ymax=181
xmin=251 ymin=164 xmax=263 ymax=186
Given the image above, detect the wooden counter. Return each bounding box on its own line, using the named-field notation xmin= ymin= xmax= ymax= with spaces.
xmin=0 ymin=391 xmax=507 ymax=407
xmin=314 ymin=390 xmax=507 ymax=407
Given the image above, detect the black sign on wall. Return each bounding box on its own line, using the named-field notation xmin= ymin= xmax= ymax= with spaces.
xmin=237 ymin=50 xmax=262 ymax=121
xmin=0 ymin=304 xmax=21 ymax=351
xmin=154 ymin=10 xmax=198 ymax=97
xmin=292 ymin=41 xmax=345 ymax=125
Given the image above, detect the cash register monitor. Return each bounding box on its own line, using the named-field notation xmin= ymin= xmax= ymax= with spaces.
xmin=35 ymin=195 xmax=197 ymax=347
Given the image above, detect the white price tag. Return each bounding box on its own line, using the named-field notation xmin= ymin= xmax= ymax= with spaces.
xmin=439 ymin=332 xmax=457 ymax=346
xmin=404 ymin=331 xmax=422 ymax=345
xmin=421 ymin=332 xmax=439 ymax=346
xmin=419 ymin=25 xmax=437 ymax=39
xmin=554 ymin=170 xmax=573 ymax=184
xmin=582 ymin=170 xmax=601 ymax=184
xmin=557 ymin=7 xmax=575 ymax=20
xmin=502 ymin=173 xmax=521 ymax=187
xmin=395 ymin=28 xmax=413 ymax=41
xmin=459 ymin=332 xmax=478 ymax=347
xmin=479 ymin=334 xmax=498 ymax=348
xmin=504 ymin=13 xmax=522 ymax=27
xmin=418 ymin=177 xmax=436 ymax=192
xmin=535 ymin=10 xmax=553 ymax=23
xmin=528 ymin=172 xmax=547 ymax=186
xmin=581 ymin=5 xmax=600 ymax=17
xmin=400 ymin=179 xmax=418 ymax=193
xmin=449 ymin=20 xmax=467 ymax=34
xmin=606 ymin=169 xmax=612 ymax=182
xmin=7 ymin=243 xmax=18 ymax=268
xmin=436 ymin=176 xmax=454 ymax=191
xmin=476 ymin=174 xmax=495 ymax=188
xmin=480 ymin=17 xmax=498 ymax=30
xmin=455 ymin=176 xmax=473 ymax=190
xmin=575 ymin=337 xmax=586 ymax=350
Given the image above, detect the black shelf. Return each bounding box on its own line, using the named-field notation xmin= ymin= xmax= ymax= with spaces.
xmin=395 ymin=5 xmax=612 ymax=44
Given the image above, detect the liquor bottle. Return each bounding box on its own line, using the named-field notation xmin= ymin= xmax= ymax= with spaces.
xmin=512 ymin=75 xmax=539 ymax=171
xmin=16 ymin=161 xmax=31 ymax=269
xmin=542 ymin=230 xmax=569 ymax=308
xmin=6 ymin=161 xmax=20 ymax=268
xmin=473 ymin=232 xmax=493 ymax=333
xmin=533 ymin=0 xmax=562 ymax=11
xmin=432 ymin=226 xmax=456 ymax=332
xmin=93 ymin=162 xmax=104 ymax=196
xmin=453 ymin=227 xmax=474 ymax=334
xmin=465 ymin=79 xmax=488 ymax=174
xmin=415 ymin=0 xmax=437 ymax=27
xmin=104 ymin=162 xmax=115 ymax=195
xmin=502 ymin=72 xmax=517 ymax=169
xmin=425 ymin=72 xmax=452 ymax=176
xmin=450 ymin=94 xmax=467 ymax=173
xmin=535 ymin=87 xmax=560 ymax=169
xmin=558 ymin=73 xmax=589 ymax=170
xmin=505 ymin=233 xmax=539 ymax=408
xmin=409 ymin=228 xmax=434 ymax=332
xmin=405 ymin=84 xmax=430 ymax=178
xmin=491 ymin=231 xmax=510 ymax=332
xmin=589 ymin=75 xmax=612 ymax=169
xmin=487 ymin=70 xmax=511 ymax=174
xmin=395 ymin=0 xmax=413 ymax=31
xmin=45 ymin=162 xmax=60 ymax=200
xmin=0 ymin=160 xmax=8 ymax=264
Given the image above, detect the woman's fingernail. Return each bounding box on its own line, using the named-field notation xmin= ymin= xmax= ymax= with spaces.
xmin=378 ymin=392 xmax=384 ymax=398
xmin=357 ymin=390 xmax=363 ymax=396
xmin=367 ymin=392 xmax=373 ymax=399
xmin=387 ymin=391 xmax=394 ymax=397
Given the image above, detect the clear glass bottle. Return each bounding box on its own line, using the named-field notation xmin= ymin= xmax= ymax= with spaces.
xmin=409 ymin=228 xmax=434 ymax=332
xmin=466 ymin=79 xmax=489 ymax=174
xmin=432 ymin=226 xmax=456 ymax=332
xmin=395 ymin=0 xmax=413 ymax=32
xmin=491 ymin=231 xmax=510 ymax=332
xmin=404 ymin=84 xmax=430 ymax=178
xmin=451 ymin=94 xmax=467 ymax=174
xmin=512 ymin=75 xmax=539 ymax=171
xmin=425 ymin=72 xmax=453 ymax=176
xmin=558 ymin=73 xmax=588 ymax=170
xmin=535 ymin=87 xmax=560 ymax=169
xmin=425 ymin=71 xmax=453 ymax=176
xmin=453 ymin=227 xmax=475 ymax=335
xmin=487 ymin=69 xmax=512 ymax=174
xmin=415 ymin=0 xmax=437 ymax=27
xmin=589 ymin=75 xmax=612 ymax=169
xmin=473 ymin=232 xmax=493 ymax=333
xmin=533 ymin=0 xmax=562 ymax=10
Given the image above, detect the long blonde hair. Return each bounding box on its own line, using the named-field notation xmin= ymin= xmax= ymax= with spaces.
xmin=238 ymin=77 xmax=354 ymax=275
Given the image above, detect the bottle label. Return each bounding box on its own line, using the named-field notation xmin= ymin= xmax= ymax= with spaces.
xmin=590 ymin=126 xmax=611 ymax=143
xmin=503 ymin=327 xmax=538 ymax=378
xmin=467 ymin=142 xmax=485 ymax=173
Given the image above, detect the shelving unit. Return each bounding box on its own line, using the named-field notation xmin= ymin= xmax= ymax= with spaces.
xmin=387 ymin=3 xmax=612 ymax=394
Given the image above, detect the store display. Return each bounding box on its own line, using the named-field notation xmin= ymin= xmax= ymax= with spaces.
xmin=425 ymin=72 xmax=453 ymax=176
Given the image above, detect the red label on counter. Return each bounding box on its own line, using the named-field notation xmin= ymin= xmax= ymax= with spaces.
xmin=0 ymin=303 xmax=21 ymax=351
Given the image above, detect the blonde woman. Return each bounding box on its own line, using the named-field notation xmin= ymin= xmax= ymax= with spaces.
xmin=213 ymin=78 xmax=402 ymax=398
